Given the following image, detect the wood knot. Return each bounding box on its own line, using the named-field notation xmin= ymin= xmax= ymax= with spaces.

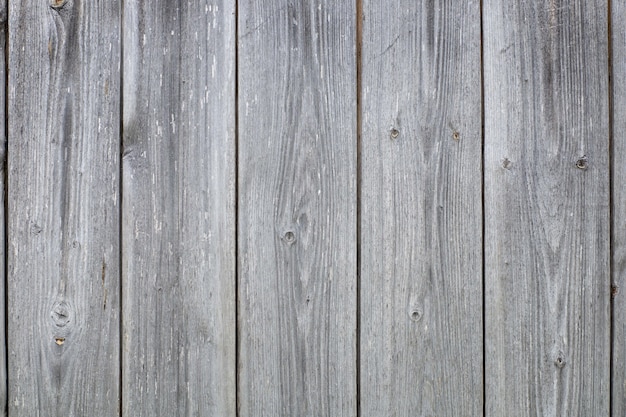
xmin=54 ymin=337 xmax=65 ymax=346
xmin=452 ymin=130 xmax=460 ymax=141
xmin=282 ymin=230 xmax=296 ymax=245
xmin=575 ymin=156 xmax=588 ymax=170
xmin=554 ymin=354 xmax=566 ymax=368
xmin=51 ymin=301 xmax=71 ymax=328
xmin=409 ymin=308 xmax=423 ymax=322
xmin=30 ymin=222 xmax=43 ymax=236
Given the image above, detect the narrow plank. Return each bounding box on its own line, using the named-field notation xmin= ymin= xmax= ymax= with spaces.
xmin=0 ymin=2 xmax=6 ymax=415
xmin=121 ymin=1 xmax=236 ymax=415
xmin=7 ymin=1 xmax=121 ymax=415
xmin=484 ymin=1 xmax=610 ymax=415
xmin=237 ymin=1 xmax=357 ymax=415
xmin=359 ymin=1 xmax=483 ymax=415
xmin=612 ymin=0 xmax=626 ymax=413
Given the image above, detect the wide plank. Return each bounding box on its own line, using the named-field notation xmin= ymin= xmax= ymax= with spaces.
xmin=359 ymin=1 xmax=483 ymax=415
xmin=483 ymin=1 xmax=610 ymax=415
xmin=237 ymin=1 xmax=357 ymax=415
xmin=8 ymin=1 xmax=121 ymax=415
xmin=121 ymin=1 xmax=236 ymax=416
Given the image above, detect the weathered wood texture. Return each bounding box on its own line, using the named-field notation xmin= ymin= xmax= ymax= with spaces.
xmin=238 ymin=1 xmax=357 ymax=415
xmin=8 ymin=1 xmax=121 ymax=415
xmin=484 ymin=1 xmax=610 ymax=415
xmin=2 ymin=3 xmax=623 ymax=416
xmin=360 ymin=1 xmax=483 ymax=415
xmin=122 ymin=1 xmax=236 ymax=416
xmin=0 ymin=2 xmax=6 ymax=415
xmin=612 ymin=1 xmax=626 ymax=414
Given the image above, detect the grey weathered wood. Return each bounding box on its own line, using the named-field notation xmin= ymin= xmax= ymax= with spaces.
xmin=612 ymin=1 xmax=626 ymax=414
xmin=121 ymin=1 xmax=236 ymax=416
xmin=359 ymin=1 xmax=483 ymax=415
xmin=484 ymin=1 xmax=610 ymax=415
xmin=238 ymin=1 xmax=357 ymax=415
xmin=7 ymin=1 xmax=121 ymax=415
xmin=0 ymin=2 xmax=6 ymax=415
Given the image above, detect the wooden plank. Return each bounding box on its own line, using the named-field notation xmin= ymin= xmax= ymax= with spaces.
xmin=612 ymin=1 xmax=626 ymax=414
xmin=483 ymin=1 xmax=610 ymax=415
xmin=359 ymin=1 xmax=483 ymax=415
xmin=237 ymin=1 xmax=357 ymax=415
xmin=7 ymin=1 xmax=121 ymax=415
xmin=0 ymin=2 xmax=6 ymax=415
xmin=121 ymin=1 xmax=236 ymax=416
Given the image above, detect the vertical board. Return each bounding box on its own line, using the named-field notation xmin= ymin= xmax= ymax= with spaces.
xmin=612 ymin=0 xmax=626 ymax=414
xmin=238 ymin=1 xmax=357 ymax=415
xmin=122 ymin=1 xmax=236 ymax=416
xmin=484 ymin=1 xmax=610 ymax=415
xmin=8 ymin=1 xmax=121 ymax=415
xmin=360 ymin=1 xmax=483 ymax=415
xmin=0 ymin=2 xmax=6 ymax=415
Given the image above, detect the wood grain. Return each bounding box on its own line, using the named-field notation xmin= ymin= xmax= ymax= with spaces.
xmin=7 ymin=1 xmax=121 ymax=415
xmin=483 ymin=1 xmax=610 ymax=415
xmin=121 ymin=1 xmax=236 ymax=416
xmin=237 ymin=1 xmax=357 ymax=415
xmin=0 ymin=1 xmax=6 ymax=415
xmin=359 ymin=1 xmax=483 ymax=415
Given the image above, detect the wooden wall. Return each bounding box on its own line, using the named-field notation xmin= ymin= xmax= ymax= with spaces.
xmin=3 ymin=0 xmax=622 ymax=415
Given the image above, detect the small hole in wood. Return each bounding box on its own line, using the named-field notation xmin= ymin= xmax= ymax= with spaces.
xmin=54 ymin=337 xmax=65 ymax=346
xmin=452 ymin=131 xmax=460 ymax=141
xmin=576 ymin=157 xmax=587 ymax=170
xmin=390 ymin=128 xmax=400 ymax=139
xmin=283 ymin=231 xmax=296 ymax=244
xmin=554 ymin=356 xmax=565 ymax=368
xmin=409 ymin=309 xmax=422 ymax=322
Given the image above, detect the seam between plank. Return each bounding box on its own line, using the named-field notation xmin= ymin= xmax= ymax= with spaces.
xmin=607 ymin=0 xmax=614 ymax=415
xmin=355 ymin=0 xmax=362 ymax=415
xmin=234 ymin=0 xmax=240 ymax=415
xmin=3 ymin=1 xmax=8 ymax=414
xmin=119 ymin=0 xmax=124 ymax=415
xmin=479 ymin=0 xmax=486 ymax=415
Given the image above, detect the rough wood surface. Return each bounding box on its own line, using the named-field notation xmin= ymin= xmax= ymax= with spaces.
xmin=359 ymin=1 xmax=483 ymax=415
xmin=0 ymin=1 xmax=6 ymax=415
xmin=483 ymin=1 xmax=610 ymax=415
xmin=237 ymin=1 xmax=357 ymax=415
xmin=7 ymin=1 xmax=121 ymax=415
xmin=121 ymin=1 xmax=236 ymax=416
xmin=612 ymin=1 xmax=626 ymax=414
